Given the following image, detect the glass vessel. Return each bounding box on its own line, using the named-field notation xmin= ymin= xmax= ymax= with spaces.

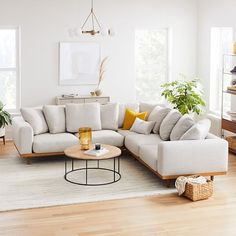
xmin=78 ymin=127 xmax=92 ymax=150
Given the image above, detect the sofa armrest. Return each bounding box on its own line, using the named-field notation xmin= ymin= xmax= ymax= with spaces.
xmin=12 ymin=116 xmax=33 ymax=155
xmin=157 ymin=137 xmax=228 ymax=177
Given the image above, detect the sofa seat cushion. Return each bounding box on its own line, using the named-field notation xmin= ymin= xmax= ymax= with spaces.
xmin=33 ymin=133 xmax=78 ymax=153
xmin=139 ymin=145 xmax=158 ymax=171
xmin=125 ymin=134 xmax=162 ymax=156
xmin=117 ymin=129 xmax=137 ymax=137
xmin=91 ymin=130 xmax=124 ymax=147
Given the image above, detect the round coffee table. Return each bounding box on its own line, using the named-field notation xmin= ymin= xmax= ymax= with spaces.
xmin=64 ymin=144 xmax=122 ymax=186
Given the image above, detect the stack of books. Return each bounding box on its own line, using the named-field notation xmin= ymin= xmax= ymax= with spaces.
xmin=227 ymin=86 xmax=236 ymax=91
xmin=61 ymin=94 xmax=79 ymax=98
xmin=84 ymin=147 xmax=109 ymax=157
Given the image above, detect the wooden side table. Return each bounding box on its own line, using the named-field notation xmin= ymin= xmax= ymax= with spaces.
xmin=0 ymin=136 xmax=5 ymax=145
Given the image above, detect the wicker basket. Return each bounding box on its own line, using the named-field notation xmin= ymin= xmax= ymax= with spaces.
xmin=184 ymin=176 xmax=213 ymax=201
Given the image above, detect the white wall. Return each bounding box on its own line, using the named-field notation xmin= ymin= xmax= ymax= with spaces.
xmin=197 ymin=0 xmax=236 ymax=136
xmin=0 ymin=0 xmax=197 ymax=107
xmin=197 ymin=0 xmax=236 ymax=111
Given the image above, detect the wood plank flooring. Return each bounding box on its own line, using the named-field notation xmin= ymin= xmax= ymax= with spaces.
xmin=0 ymin=141 xmax=236 ymax=236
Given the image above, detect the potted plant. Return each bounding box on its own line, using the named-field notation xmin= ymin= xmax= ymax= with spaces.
xmin=161 ymin=77 xmax=206 ymax=115
xmin=0 ymin=101 xmax=12 ymax=137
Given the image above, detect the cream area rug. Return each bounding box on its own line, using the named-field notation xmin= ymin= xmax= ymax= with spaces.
xmin=0 ymin=153 xmax=176 ymax=212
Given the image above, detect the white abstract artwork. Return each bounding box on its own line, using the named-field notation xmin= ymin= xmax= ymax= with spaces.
xmin=59 ymin=42 xmax=100 ymax=85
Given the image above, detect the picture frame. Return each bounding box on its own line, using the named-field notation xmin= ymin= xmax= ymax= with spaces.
xmin=59 ymin=42 xmax=101 ymax=85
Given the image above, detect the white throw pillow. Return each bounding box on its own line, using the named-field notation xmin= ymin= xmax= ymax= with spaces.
xmin=43 ymin=105 xmax=66 ymax=134
xmin=100 ymin=103 xmax=119 ymax=130
xmin=159 ymin=109 xmax=182 ymax=141
xmin=21 ymin=108 xmax=48 ymax=135
xmin=180 ymin=119 xmax=211 ymax=140
xmin=130 ymin=118 xmax=155 ymax=135
xmin=118 ymin=103 xmax=139 ymax=128
xmin=66 ymin=103 xmax=101 ymax=132
xmin=170 ymin=114 xmax=195 ymax=141
xmin=148 ymin=106 xmax=171 ymax=134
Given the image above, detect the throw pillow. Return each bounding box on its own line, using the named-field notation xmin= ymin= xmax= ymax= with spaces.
xmin=159 ymin=109 xmax=182 ymax=141
xmin=100 ymin=103 xmax=119 ymax=130
xmin=66 ymin=103 xmax=101 ymax=132
xmin=122 ymin=109 xmax=148 ymax=130
xmin=148 ymin=106 xmax=171 ymax=134
xmin=118 ymin=103 xmax=139 ymax=128
xmin=180 ymin=119 xmax=211 ymax=140
xmin=170 ymin=114 xmax=195 ymax=141
xmin=21 ymin=108 xmax=48 ymax=135
xmin=130 ymin=117 xmax=155 ymax=135
xmin=43 ymin=105 xmax=66 ymax=134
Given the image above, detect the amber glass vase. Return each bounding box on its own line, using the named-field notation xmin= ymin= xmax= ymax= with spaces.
xmin=78 ymin=127 xmax=92 ymax=150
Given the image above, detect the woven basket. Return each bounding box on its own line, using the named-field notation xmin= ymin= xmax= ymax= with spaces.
xmin=184 ymin=176 xmax=213 ymax=201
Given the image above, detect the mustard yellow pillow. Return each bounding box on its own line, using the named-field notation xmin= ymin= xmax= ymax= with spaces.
xmin=122 ymin=109 xmax=148 ymax=130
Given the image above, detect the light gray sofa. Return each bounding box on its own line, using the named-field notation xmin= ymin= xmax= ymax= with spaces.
xmin=12 ymin=102 xmax=228 ymax=180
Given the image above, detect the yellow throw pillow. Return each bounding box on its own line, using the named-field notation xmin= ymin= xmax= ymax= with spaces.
xmin=122 ymin=109 xmax=148 ymax=130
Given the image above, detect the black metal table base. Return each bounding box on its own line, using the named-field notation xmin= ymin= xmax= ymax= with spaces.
xmin=64 ymin=157 xmax=121 ymax=186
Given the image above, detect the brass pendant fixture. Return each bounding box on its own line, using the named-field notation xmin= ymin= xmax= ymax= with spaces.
xmin=81 ymin=0 xmax=114 ymax=36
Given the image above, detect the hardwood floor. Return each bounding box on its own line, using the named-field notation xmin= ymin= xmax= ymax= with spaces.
xmin=0 ymin=141 xmax=236 ymax=236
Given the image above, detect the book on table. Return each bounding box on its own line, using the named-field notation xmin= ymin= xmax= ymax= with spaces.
xmin=84 ymin=148 xmax=109 ymax=157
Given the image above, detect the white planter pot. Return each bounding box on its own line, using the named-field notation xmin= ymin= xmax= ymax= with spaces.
xmin=0 ymin=128 xmax=5 ymax=137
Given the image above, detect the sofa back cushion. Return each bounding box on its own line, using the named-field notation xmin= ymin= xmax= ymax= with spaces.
xmin=148 ymin=106 xmax=171 ymax=134
xmin=21 ymin=108 xmax=48 ymax=135
xmin=66 ymin=103 xmax=101 ymax=132
xmin=43 ymin=105 xmax=66 ymax=134
xmin=100 ymin=103 xmax=119 ymax=130
xmin=139 ymin=102 xmax=163 ymax=117
xmin=118 ymin=103 xmax=139 ymax=128
xmin=170 ymin=114 xmax=194 ymax=141
xmin=180 ymin=119 xmax=211 ymax=140
xmin=159 ymin=109 xmax=182 ymax=141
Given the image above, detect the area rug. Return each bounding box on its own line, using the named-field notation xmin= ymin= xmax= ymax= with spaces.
xmin=0 ymin=153 xmax=176 ymax=212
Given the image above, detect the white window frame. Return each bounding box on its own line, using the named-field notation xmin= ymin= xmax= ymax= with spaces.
xmin=134 ymin=28 xmax=172 ymax=103
xmin=209 ymin=27 xmax=233 ymax=116
xmin=0 ymin=26 xmax=21 ymax=114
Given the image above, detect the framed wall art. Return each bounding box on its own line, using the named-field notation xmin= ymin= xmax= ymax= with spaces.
xmin=59 ymin=42 xmax=101 ymax=85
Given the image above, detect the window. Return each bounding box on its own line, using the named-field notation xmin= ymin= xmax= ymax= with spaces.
xmin=0 ymin=27 xmax=20 ymax=112
xmin=135 ymin=29 xmax=169 ymax=102
xmin=210 ymin=27 xmax=233 ymax=114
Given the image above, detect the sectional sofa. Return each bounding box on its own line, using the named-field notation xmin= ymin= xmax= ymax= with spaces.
xmin=12 ymin=102 xmax=228 ymax=180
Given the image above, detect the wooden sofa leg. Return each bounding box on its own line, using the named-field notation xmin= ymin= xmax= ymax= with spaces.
xmin=210 ymin=176 xmax=214 ymax=181
xmin=25 ymin=158 xmax=31 ymax=165
xmin=165 ymin=180 xmax=171 ymax=188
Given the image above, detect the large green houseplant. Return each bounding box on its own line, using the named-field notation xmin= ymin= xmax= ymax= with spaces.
xmin=161 ymin=78 xmax=206 ymax=115
xmin=0 ymin=100 xmax=12 ymax=137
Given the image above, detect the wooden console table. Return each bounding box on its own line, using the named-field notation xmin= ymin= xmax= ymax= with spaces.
xmin=56 ymin=96 xmax=110 ymax=105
